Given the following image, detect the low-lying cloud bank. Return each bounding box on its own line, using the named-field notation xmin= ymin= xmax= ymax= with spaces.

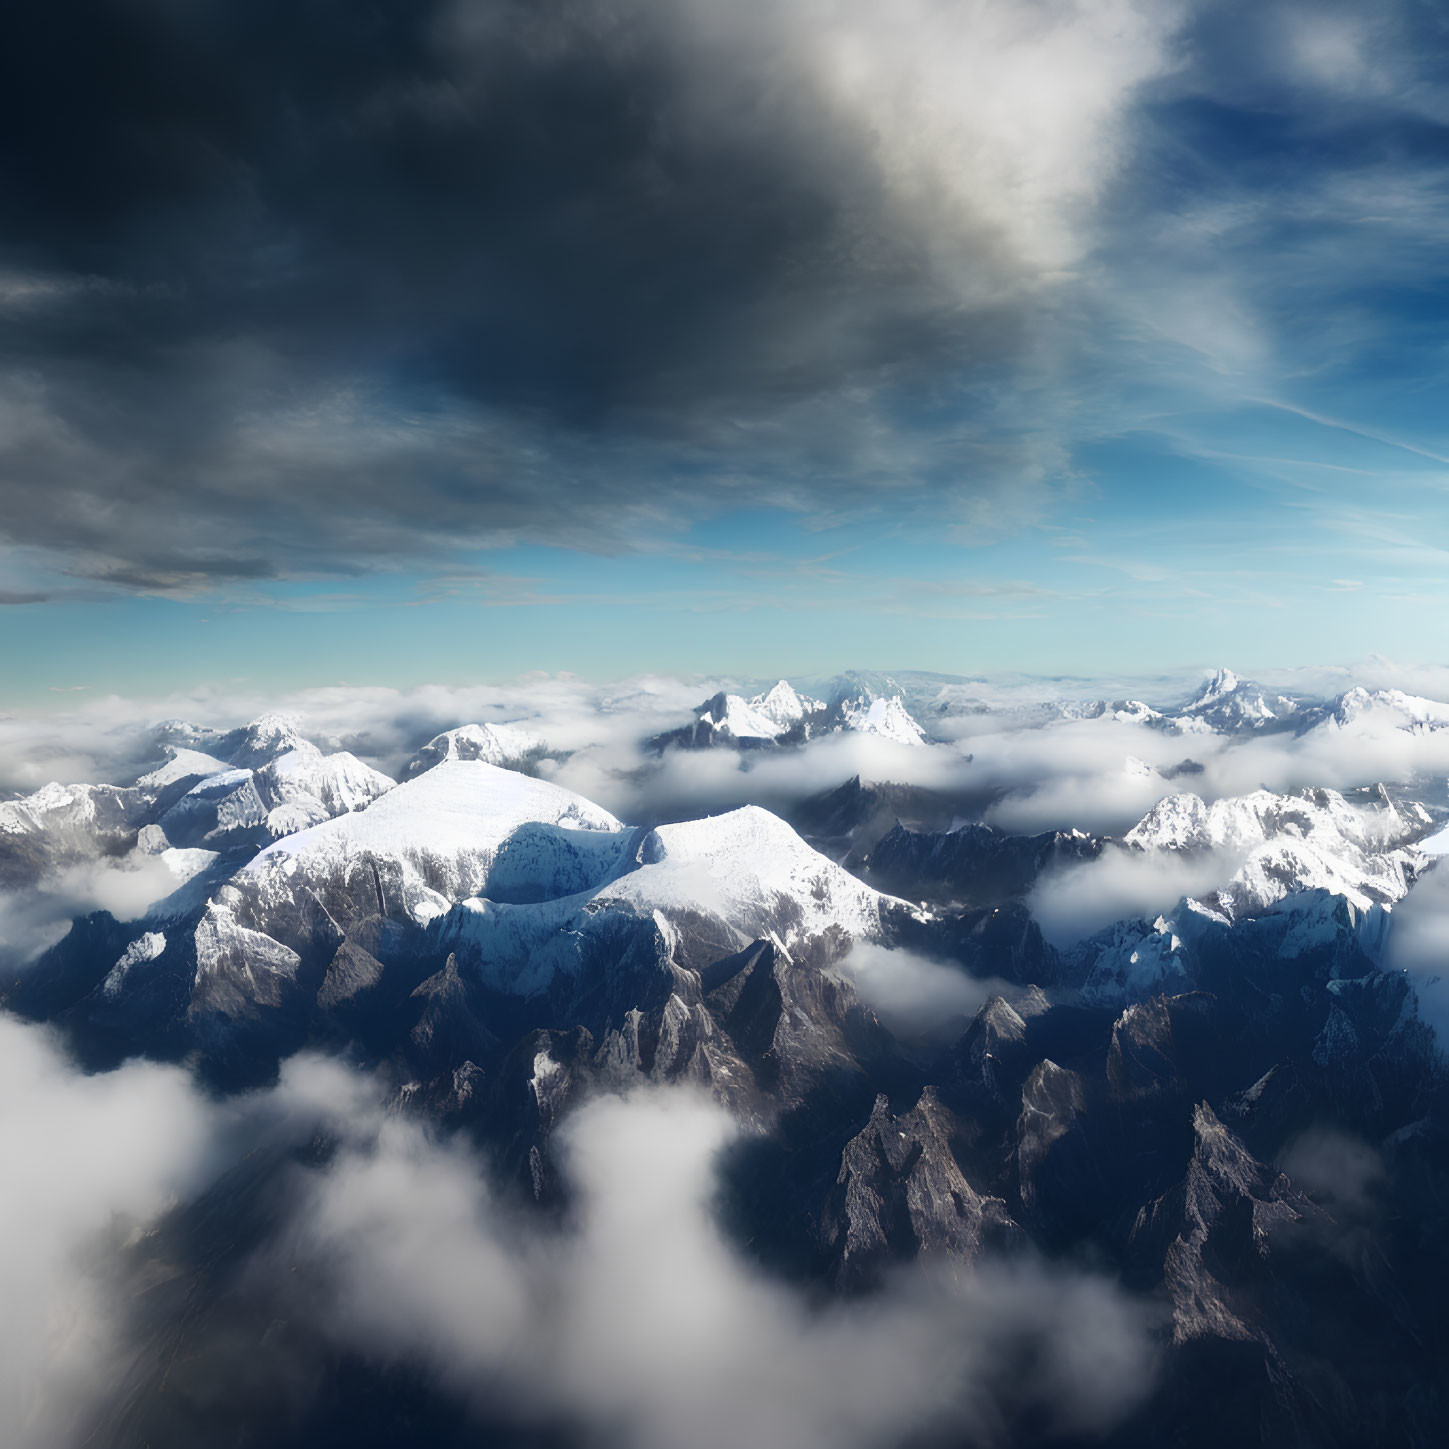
xmin=276 ymin=1086 xmax=1158 ymax=1449
xmin=1027 ymin=846 xmax=1249 ymax=949
xmin=0 ymin=675 xmax=718 ymax=796
xmin=9 ymin=666 xmax=1449 ymax=856
xmin=0 ymin=1018 xmax=1158 ymax=1448
xmin=975 ymin=713 xmax=1449 ymax=839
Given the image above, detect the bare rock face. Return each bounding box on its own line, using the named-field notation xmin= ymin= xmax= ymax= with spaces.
xmin=867 ymin=820 xmax=1099 ymax=908
xmin=1107 ymin=997 xmax=1185 ymax=1100
xmin=406 ymin=953 xmax=498 ymax=1082
xmin=822 ymin=1088 xmax=1018 ymax=1287
xmin=316 ymin=939 xmax=385 ymax=1010
xmin=1105 ymin=992 xmax=1221 ymax=1103
xmin=1014 ymin=1058 xmax=1106 ymax=1242
xmin=1133 ymin=1103 xmax=1314 ymax=1346
xmin=943 ymin=988 xmax=1046 ymax=1111
xmin=1124 ymin=1103 xmax=1346 ymax=1445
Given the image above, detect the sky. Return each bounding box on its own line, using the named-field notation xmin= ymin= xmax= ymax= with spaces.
xmin=3 ymin=0 xmax=1448 ymax=701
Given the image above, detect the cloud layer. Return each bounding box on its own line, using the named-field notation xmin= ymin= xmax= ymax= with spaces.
xmin=0 ymin=1023 xmax=1157 ymax=1449
xmin=277 ymin=1083 xmax=1157 ymax=1449
xmin=0 ymin=0 xmax=1191 ymax=591
xmin=0 ymin=1017 xmax=215 ymax=1449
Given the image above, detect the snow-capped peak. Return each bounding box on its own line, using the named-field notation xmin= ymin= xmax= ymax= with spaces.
xmin=749 ymin=680 xmax=824 ymax=730
xmin=839 ymin=695 xmax=926 ymax=746
xmin=700 ymin=693 xmax=784 ymax=741
xmin=1177 ymin=669 xmax=1287 ymax=730
xmin=405 ymin=721 xmax=546 ymax=778
xmin=1113 ymin=699 xmax=1162 ymax=724
xmin=608 ymin=804 xmax=905 ymax=942
xmin=1327 ymin=687 xmax=1449 ymax=732
xmin=1189 ymin=668 xmax=1241 ymax=707
xmin=1122 ymin=785 xmax=1424 ymax=919
xmin=247 ymin=759 xmax=627 ymax=925
xmin=254 ymin=746 xmax=395 ymax=835
xmin=437 ymin=800 xmax=923 ymax=998
xmin=137 ymin=747 xmax=234 ymax=790
xmin=228 ymin=712 xmax=309 ymax=768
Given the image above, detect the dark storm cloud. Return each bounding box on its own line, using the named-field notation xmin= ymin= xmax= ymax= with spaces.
xmin=6 ymin=0 xmax=926 ymax=412
xmin=0 ymin=0 xmax=1174 ymax=585
xmin=11 ymin=0 xmax=1447 ymax=592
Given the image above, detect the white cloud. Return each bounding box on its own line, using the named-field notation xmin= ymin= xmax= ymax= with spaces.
xmin=766 ymin=0 xmax=1182 ymax=275
xmin=1027 ymin=844 xmax=1245 ymax=948
xmin=279 ymin=1085 xmax=1157 ymax=1448
xmin=1280 ymin=1128 xmax=1385 ymax=1219
xmin=0 ymin=853 xmax=189 ymax=969
xmin=837 ymin=941 xmax=1018 ymax=1041
xmin=10 ymin=665 xmax=1449 ymax=896
xmin=0 ymin=673 xmax=720 ymax=794
xmin=1387 ymin=860 xmax=1449 ymax=1047
xmin=0 ymin=1008 xmax=1160 ymax=1449
xmin=0 ymin=1017 xmax=217 ymax=1449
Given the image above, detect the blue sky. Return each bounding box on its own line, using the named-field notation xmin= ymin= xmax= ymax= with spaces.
xmin=2 ymin=0 xmax=1447 ymax=702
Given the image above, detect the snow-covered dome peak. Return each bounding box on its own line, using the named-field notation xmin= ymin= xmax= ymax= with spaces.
xmin=229 ymin=712 xmax=308 ymax=768
xmin=242 ymin=760 xmax=630 ymax=927
xmin=439 ymin=800 xmax=919 ymax=998
xmin=253 ymin=758 xmax=621 ymax=868
xmin=1327 ymin=687 xmax=1449 ymax=731
xmin=612 ymin=803 xmax=901 ymax=943
xmin=405 ymin=721 xmax=546 ymax=778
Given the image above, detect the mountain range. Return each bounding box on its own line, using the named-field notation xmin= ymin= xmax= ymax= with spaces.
xmin=4 ymin=666 xmax=1449 ymax=1447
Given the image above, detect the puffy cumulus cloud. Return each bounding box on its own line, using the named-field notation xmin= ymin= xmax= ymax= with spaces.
xmin=557 ymin=730 xmax=982 ymax=824
xmin=836 ymin=941 xmax=1020 ymax=1043
xmin=1026 ymin=844 xmax=1246 ymax=948
xmin=0 ymin=1012 xmax=1158 ymax=1449
xmin=682 ymin=0 xmax=1176 ymax=278
xmin=0 ymin=703 xmax=167 ymax=796
xmin=962 ymin=718 xmax=1194 ymax=836
xmin=0 ymin=854 xmax=190 ymax=970
xmin=0 ymin=1041 xmax=425 ymax=1448
xmin=1198 ymin=717 xmax=1449 ymax=804
xmin=0 ymin=0 xmax=1180 ymax=591
xmin=0 ymin=1016 xmax=216 ymax=1449
xmin=1279 ymin=1128 xmax=1385 ymax=1221
xmin=1387 ymin=861 xmax=1449 ymax=1049
xmin=276 ymin=1086 xmax=1157 ymax=1449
